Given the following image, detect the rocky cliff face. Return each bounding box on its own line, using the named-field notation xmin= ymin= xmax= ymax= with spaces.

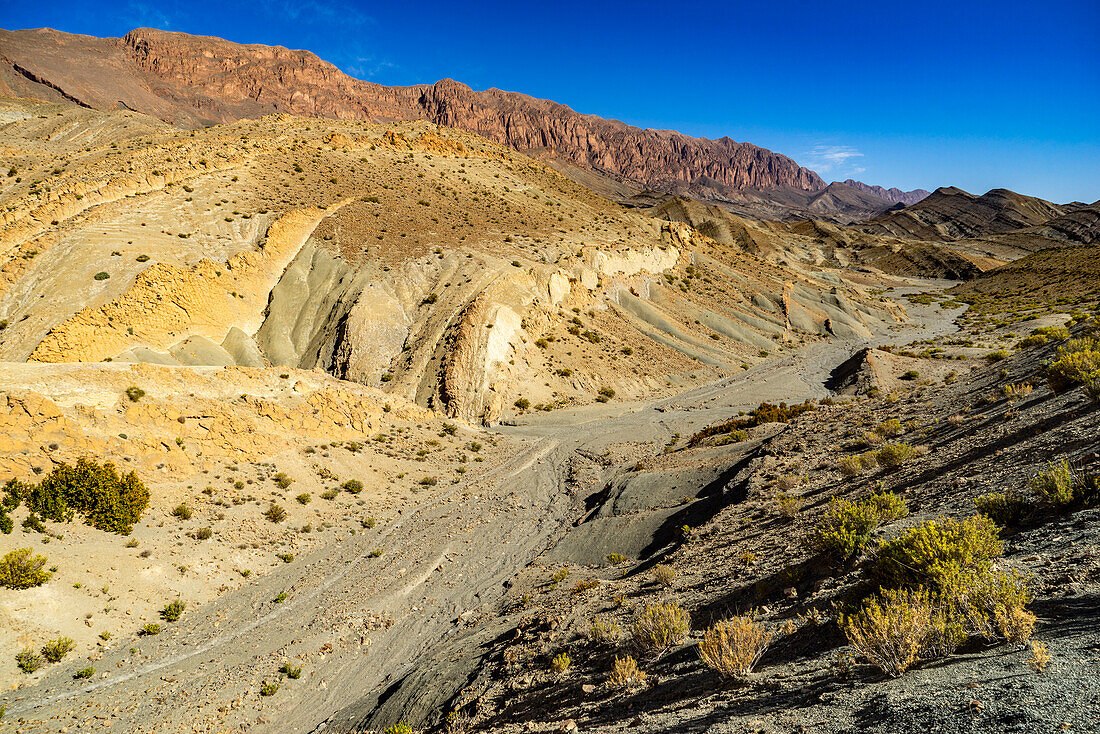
xmin=1 ymin=27 xmax=824 ymax=196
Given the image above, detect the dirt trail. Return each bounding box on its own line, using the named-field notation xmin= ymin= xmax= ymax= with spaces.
xmin=0 ymin=285 xmax=962 ymax=733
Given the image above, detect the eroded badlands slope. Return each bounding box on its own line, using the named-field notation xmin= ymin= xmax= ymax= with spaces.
xmin=1 ymin=98 xmax=906 ymax=426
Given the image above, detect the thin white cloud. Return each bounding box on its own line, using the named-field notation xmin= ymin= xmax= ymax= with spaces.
xmin=346 ymin=57 xmax=397 ymax=79
xmin=805 ymin=144 xmax=865 ymax=174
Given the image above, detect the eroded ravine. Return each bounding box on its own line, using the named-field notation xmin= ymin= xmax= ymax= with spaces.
xmin=0 ymin=286 xmax=961 ymax=733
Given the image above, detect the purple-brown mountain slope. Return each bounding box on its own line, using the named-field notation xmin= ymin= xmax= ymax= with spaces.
xmin=841 ymin=179 xmax=930 ymax=206
xmin=0 ymin=27 xmax=825 ymax=197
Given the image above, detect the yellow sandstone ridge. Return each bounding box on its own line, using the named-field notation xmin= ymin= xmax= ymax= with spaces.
xmin=28 ymin=201 xmax=350 ymax=363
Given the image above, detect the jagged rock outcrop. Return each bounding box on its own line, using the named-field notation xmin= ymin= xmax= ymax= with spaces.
xmin=841 ymin=179 xmax=930 ymax=206
xmin=0 ymin=27 xmax=824 ymax=197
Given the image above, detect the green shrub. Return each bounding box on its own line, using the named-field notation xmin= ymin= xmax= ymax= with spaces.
xmin=807 ymin=492 xmax=908 ymax=559
xmin=125 ymin=386 xmax=146 ymax=402
xmin=2 ymin=458 xmax=149 ymax=534
xmin=264 ymin=504 xmax=287 ymax=523
xmin=1046 ymin=337 xmax=1100 ymax=396
xmin=194 ymin=527 xmax=212 ymax=540
xmin=296 ymin=493 xmax=311 ymax=505
xmin=870 ymin=514 xmax=1002 ymax=592
xmin=342 ymin=480 xmax=363 ymax=494
xmin=16 ymin=649 xmax=43 ymax=673
xmin=0 ymin=548 xmax=52 ymax=589
xmin=514 ymin=398 xmax=531 ymax=409
xmin=550 ymin=651 xmax=571 ymax=674
xmin=279 ymin=662 xmax=302 ymax=679
xmin=383 ymin=724 xmax=413 ymax=734
xmin=272 ymin=472 xmax=293 ymax=489
xmin=874 ymin=443 xmax=919 ymax=469
xmin=260 ymin=681 xmax=279 ymax=696
xmin=40 ymin=637 xmax=74 ymax=663
xmin=974 ymin=491 xmax=1029 ymax=526
xmin=93 ymin=271 xmax=110 ymax=281
xmin=74 ymin=667 xmax=94 ymax=680
xmin=140 ymin=623 xmax=161 ymax=636
xmin=172 ymin=504 xmax=192 ymax=520
xmin=161 ymin=599 xmax=186 ymax=622
xmin=1028 ymin=459 xmax=1075 ymax=506
xmin=900 ymin=370 xmax=919 ymax=381
xmin=875 ymin=419 xmax=904 ymax=437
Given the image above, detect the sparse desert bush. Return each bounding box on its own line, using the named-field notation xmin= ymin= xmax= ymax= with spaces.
xmin=974 ymin=491 xmax=1029 ymax=526
xmin=606 ymin=553 xmax=628 ymax=565
xmin=273 ymin=472 xmax=293 ymax=489
xmin=15 ymin=649 xmax=43 ymax=673
xmin=871 ymin=514 xmax=1002 ymax=591
xmin=1028 ymin=459 xmax=1075 ymax=506
xmin=1046 ymin=337 xmax=1100 ymax=398
xmin=40 ymin=636 xmax=74 ymax=663
xmin=296 ymin=493 xmax=311 ymax=505
xmin=699 ymin=615 xmax=773 ymax=678
xmin=875 ymin=419 xmax=904 ymax=437
xmin=606 ymin=655 xmax=647 ymax=689
xmin=194 ymin=527 xmax=212 ymax=540
xmin=0 ymin=548 xmax=52 ymax=589
xmin=807 ymin=492 xmax=908 ymax=559
xmin=1002 ymin=382 xmax=1033 ymax=400
xmin=3 ymin=458 xmax=149 ymax=533
xmin=550 ymin=651 xmax=571 ymax=674
xmin=74 ymin=667 xmax=94 ymax=679
xmin=652 ymin=564 xmax=677 ymax=587
xmin=631 ymin=602 xmax=689 ymax=658
xmin=572 ymin=578 xmax=599 ymax=595
xmin=125 ymin=386 xmax=145 ymax=402
xmin=842 ymin=588 xmax=932 ymax=677
xmin=838 ymin=452 xmax=877 ymax=477
xmin=260 ymin=681 xmax=279 ymax=696
xmin=321 ymin=489 xmax=338 ymax=500
xmin=514 ymin=398 xmax=531 ymax=409
xmin=588 ymin=617 xmax=621 ymax=643
xmin=171 ymin=504 xmax=192 ymax=520
xmin=264 ymin=504 xmax=287 ymax=523
xmin=279 ymin=662 xmax=302 ymax=679
xmin=161 ymin=599 xmax=186 ymax=622
xmin=342 ymin=479 xmax=363 ymax=494
xmin=140 ymin=623 xmax=161 ymax=636
xmin=874 ymin=443 xmax=919 ymax=469
xmin=419 ymin=476 xmax=438 ymax=487
xmin=383 ymin=724 xmax=413 ymax=734
xmin=1028 ymin=641 xmax=1051 ymax=672
xmin=775 ymin=491 xmax=802 ymax=518
xmin=900 ymin=370 xmax=919 ymax=381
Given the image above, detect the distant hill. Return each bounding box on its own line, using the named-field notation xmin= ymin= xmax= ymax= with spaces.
xmin=858 ymin=186 xmax=1071 ymax=241
xmin=841 ymin=179 xmax=930 ymax=205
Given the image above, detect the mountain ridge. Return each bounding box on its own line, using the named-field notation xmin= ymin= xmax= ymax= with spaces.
xmin=2 ymin=26 xmax=830 ymax=200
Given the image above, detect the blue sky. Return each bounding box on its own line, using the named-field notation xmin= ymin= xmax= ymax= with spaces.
xmin=3 ymin=0 xmax=1098 ymax=202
